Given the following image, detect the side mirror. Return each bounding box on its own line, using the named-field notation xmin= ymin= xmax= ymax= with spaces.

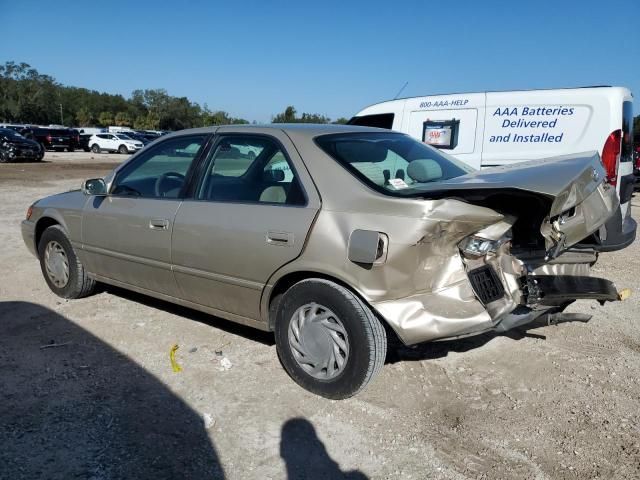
xmin=82 ymin=178 xmax=107 ymax=196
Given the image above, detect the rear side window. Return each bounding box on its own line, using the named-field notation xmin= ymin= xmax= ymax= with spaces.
xmin=315 ymin=132 xmax=475 ymax=197
xmin=621 ymin=101 xmax=633 ymax=162
xmin=347 ymin=113 xmax=395 ymax=129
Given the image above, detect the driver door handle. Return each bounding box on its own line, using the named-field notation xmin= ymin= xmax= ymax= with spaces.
xmin=149 ymin=218 xmax=169 ymax=230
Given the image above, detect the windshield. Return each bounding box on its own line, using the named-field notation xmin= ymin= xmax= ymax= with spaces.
xmin=315 ymin=132 xmax=475 ymax=196
xmin=0 ymin=128 xmax=23 ymax=139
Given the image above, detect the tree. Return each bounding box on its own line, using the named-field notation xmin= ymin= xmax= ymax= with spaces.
xmin=272 ymin=106 xmax=297 ymax=123
xmin=332 ymin=117 xmax=349 ymax=125
xmin=114 ymin=111 xmax=131 ymax=126
xmin=75 ymin=107 xmax=93 ymax=126
xmin=271 ymin=106 xmax=332 ymax=124
xmin=98 ymin=111 xmax=114 ymax=126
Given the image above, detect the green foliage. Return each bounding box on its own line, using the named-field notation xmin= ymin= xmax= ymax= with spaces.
xmin=98 ymin=112 xmax=114 ymax=127
xmin=634 ymin=115 xmax=640 ymax=136
xmin=272 ymin=106 xmax=337 ymax=124
xmin=114 ymin=111 xmax=131 ymax=126
xmin=332 ymin=117 xmax=349 ymax=125
xmin=75 ymin=107 xmax=93 ymax=127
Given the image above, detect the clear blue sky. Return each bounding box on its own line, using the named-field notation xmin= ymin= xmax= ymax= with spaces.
xmin=2 ymin=0 xmax=639 ymax=122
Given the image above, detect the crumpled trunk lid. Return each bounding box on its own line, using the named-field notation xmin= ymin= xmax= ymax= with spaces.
xmin=422 ymin=151 xmax=618 ymax=258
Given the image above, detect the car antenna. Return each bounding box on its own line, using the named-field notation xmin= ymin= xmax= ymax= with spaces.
xmin=393 ymin=81 xmax=409 ymax=100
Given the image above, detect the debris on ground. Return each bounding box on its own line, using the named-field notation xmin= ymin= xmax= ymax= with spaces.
xmin=203 ymin=413 xmax=215 ymax=429
xmin=39 ymin=341 xmax=71 ymax=350
xmin=219 ymin=357 xmax=232 ymax=371
xmin=170 ymin=344 xmax=182 ymax=372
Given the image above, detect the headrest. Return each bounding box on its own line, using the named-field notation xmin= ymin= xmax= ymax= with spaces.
xmin=336 ymin=141 xmax=388 ymax=163
xmin=407 ymin=159 xmax=443 ymax=183
xmin=264 ymin=169 xmax=285 ymax=182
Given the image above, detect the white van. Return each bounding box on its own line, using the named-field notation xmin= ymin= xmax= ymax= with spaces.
xmin=350 ymin=86 xmax=636 ymax=251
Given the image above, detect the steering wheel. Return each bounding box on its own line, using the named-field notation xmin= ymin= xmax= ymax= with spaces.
xmin=154 ymin=171 xmax=185 ymax=197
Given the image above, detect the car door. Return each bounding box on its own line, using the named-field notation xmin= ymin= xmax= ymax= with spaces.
xmin=81 ymin=133 xmax=211 ymax=296
xmin=171 ymin=128 xmax=320 ymax=321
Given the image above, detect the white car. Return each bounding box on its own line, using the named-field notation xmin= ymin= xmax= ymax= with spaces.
xmin=89 ymin=133 xmax=144 ymax=154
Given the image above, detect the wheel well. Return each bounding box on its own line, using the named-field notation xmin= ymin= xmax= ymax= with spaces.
xmin=35 ymin=217 xmax=60 ymax=250
xmin=268 ymin=271 xmax=374 ymax=330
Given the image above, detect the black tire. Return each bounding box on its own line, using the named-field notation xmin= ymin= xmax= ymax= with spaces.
xmin=91 ymin=144 xmax=101 ymax=153
xmin=67 ymin=147 xmax=75 ymax=152
xmin=118 ymin=144 xmax=128 ymax=154
xmin=54 ymin=147 xmax=64 ymax=152
xmin=0 ymin=150 xmax=9 ymax=163
xmin=38 ymin=225 xmax=96 ymax=299
xmin=83 ymin=147 xmax=91 ymax=152
xmin=275 ymin=279 xmax=387 ymax=399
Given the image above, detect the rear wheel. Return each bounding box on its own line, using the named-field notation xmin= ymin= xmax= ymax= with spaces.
xmin=67 ymin=147 xmax=75 ymax=152
xmin=91 ymin=144 xmax=101 ymax=153
xmin=118 ymin=144 xmax=128 ymax=154
xmin=0 ymin=150 xmax=9 ymax=163
xmin=54 ymin=147 xmax=64 ymax=152
xmin=38 ymin=225 xmax=96 ymax=299
xmin=274 ymin=279 xmax=387 ymax=399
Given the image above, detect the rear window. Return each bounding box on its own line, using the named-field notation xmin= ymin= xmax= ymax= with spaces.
xmin=315 ymin=132 xmax=475 ymax=197
xmin=50 ymin=129 xmax=71 ymax=136
xmin=347 ymin=113 xmax=395 ymax=129
xmin=621 ymin=101 xmax=633 ymax=162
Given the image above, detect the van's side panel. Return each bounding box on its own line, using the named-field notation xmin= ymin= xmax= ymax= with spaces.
xmin=482 ymin=88 xmax=623 ymax=167
xmin=402 ymin=93 xmax=486 ymax=170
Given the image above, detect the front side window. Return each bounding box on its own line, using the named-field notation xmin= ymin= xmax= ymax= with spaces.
xmin=197 ymin=135 xmax=305 ymax=205
xmin=315 ymin=132 xmax=475 ymax=196
xmin=112 ymin=134 xmax=207 ymax=198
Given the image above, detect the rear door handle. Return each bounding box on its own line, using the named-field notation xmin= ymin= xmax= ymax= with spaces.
xmin=149 ymin=218 xmax=169 ymax=230
xmin=266 ymin=231 xmax=293 ymax=246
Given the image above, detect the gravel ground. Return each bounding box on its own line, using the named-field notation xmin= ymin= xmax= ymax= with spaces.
xmin=1 ymin=152 xmax=639 ymax=479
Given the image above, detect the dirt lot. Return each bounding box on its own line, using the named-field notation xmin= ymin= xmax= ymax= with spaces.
xmin=1 ymin=152 xmax=639 ymax=479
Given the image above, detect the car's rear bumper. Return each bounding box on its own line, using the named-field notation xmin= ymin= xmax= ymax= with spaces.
xmin=21 ymin=220 xmax=37 ymax=257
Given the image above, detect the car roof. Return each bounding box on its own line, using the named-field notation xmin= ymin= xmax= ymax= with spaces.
xmin=166 ymin=123 xmax=393 ymax=139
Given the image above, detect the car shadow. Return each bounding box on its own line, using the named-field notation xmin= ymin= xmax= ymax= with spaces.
xmin=280 ymin=418 xmax=368 ymax=479
xmin=0 ymin=301 xmax=225 ymax=479
xmin=385 ymin=318 xmax=551 ymax=364
xmin=101 ymin=285 xmax=275 ymax=347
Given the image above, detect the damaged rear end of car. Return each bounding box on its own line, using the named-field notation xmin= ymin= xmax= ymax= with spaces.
xmin=311 ymin=131 xmax=632 ymax=346
xmin=374 ymin=152 xmax=624 ymax=344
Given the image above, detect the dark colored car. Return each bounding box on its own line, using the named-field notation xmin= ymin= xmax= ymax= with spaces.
xmin=78 ymin=133 xmax=92 ymax=152
xmin=0 ymin=128 xmax=43 ymax=162
xmin=121 ymin=131 xmax=151 ymax=145
xmin=32 ymin=127 xmax=75 ymax=152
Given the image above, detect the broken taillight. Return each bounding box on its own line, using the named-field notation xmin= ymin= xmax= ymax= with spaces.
xmin=601 ymin=130 xmax=621 ymax=186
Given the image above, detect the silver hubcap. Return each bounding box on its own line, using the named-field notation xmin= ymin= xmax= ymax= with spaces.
xmin=288 ymin=303 xmax=350 ymax=380
xmin=44 ymin=241 xmax=69 ymax=288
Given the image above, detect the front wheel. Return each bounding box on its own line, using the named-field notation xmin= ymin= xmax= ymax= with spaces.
xmin=38 ymin=225 xmax=96 ymax=299
xmin=91 ymin=144 xmax=101 ymax=153
xmin=275 ymin=279 xmax=387 ymax=399
xmin=118 ymin=145 xmax=128 ymax=154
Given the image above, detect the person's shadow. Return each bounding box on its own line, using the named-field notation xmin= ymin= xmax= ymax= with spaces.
xmin=280 ymin=418 xmax=368 ymax=480
xmin=0 ymin=301 xmax=225 ymax=480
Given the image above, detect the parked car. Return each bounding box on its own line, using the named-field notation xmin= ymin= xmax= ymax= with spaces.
xmin=120 ymin=131 xmax=151 ymax=145
xmin=89 ymin=133 xmax=144 ymax=154
xmin=0 ymin=124 xmax=45 ymax=160
xmin=78 ymin=133 xmax=92 ymax=152
xmin=21 ymin=125 xmax=634 ymax=398
xmin=32 ymin=127 xmax=75 ymax=152
xmin=0 ymin=127 xmax=43 ymax=162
